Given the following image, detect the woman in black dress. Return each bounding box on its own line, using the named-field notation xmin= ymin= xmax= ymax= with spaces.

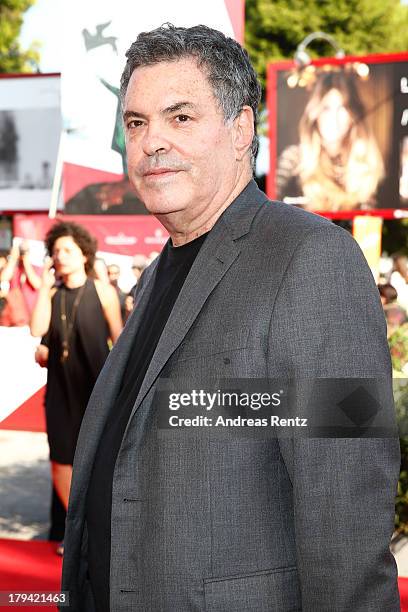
xmin=30 ymin=222 xmax=122 ymax=528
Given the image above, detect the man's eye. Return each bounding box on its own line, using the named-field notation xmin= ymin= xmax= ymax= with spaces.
xmin=175 ymin=114 xmax=190 ymax=123
xmin=127 ymin=119 xmax=144 ymax=129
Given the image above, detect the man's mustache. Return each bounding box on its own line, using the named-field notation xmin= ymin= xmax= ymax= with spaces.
xmin=137 ymin=157 xmax=192 ymax=175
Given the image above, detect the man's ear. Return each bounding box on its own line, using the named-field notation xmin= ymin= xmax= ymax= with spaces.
xmin=232 ymin=106 xmax=254 ymax=161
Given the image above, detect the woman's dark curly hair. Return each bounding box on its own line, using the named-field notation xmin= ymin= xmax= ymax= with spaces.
xmin=45 ymin=221 xmax=97 ymax=274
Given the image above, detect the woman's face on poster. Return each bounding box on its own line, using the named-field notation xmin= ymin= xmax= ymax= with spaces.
xmin=316 ymin=88 xmax=352 ymax=148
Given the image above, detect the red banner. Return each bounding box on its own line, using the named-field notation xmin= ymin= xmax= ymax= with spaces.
xmin=13 ymin=214 xmax=168 ymax=257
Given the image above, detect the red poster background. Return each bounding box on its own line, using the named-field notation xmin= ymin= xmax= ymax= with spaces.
xmin=13 ymin=214 xmax=168 ymax=256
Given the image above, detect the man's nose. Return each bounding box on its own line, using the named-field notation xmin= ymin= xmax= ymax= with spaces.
xmin=142 ymin=122 xmax=171 ymax=156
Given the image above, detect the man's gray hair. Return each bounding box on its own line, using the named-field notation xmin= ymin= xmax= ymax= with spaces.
xmin=120 ymin=23 xmax=262 ymax=162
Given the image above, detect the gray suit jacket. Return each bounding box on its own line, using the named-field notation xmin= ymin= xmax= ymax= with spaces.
xmin=61 ymin=180 xmax=400 ymax=611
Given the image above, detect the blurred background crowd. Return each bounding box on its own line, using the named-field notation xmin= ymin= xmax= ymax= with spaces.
xmin=0 ymin=238 xmax=157 ymax=327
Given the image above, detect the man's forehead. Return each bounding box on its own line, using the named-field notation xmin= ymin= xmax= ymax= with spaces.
xmin=131 ymin=55 xmax=203 ymax=75
xmin=126 ymin=57 xmax=212 ymax=97
xmin=124 ymin=59 xmax=218 ymax=116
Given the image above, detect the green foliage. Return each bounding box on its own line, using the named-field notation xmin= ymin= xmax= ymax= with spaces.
xmin=0 ymin=0 xmax=40 ymax=73
xmin=390 ymin=324 xmax=408 ymax=373
xmin=245 ymin=0 xmax=408 ymax=87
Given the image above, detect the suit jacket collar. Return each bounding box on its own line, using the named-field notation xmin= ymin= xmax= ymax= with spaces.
xmin=220 ymin=178 xmax=268 ymax=240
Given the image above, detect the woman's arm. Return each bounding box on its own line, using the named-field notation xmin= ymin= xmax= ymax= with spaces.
xmin=30 ymin=258 xmax=56 ymax=337
xmin=95 ymin=280 xmax=123 ymax=344
xmin=21 ymin=251 xmax=42 ymax=290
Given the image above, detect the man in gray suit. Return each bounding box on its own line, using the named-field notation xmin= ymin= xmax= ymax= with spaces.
xmin=62 ymin=24 xmax=400 ymax=611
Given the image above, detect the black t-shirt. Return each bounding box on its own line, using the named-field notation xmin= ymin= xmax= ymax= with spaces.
xmin=86 ymin=232 xmax=208 ymax=611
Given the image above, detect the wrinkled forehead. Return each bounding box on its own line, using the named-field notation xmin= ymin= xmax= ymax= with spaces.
xmin=124 ymin=57 xmax=217 ymax=110
xmin=126 ymin=53 xmax=210 ymax=86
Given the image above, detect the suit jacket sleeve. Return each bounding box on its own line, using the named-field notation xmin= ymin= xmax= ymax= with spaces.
xmin=269 ymin=223 xmax=400 ymax=611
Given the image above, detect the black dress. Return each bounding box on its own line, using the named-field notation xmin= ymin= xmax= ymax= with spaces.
xmin=45 ymin=278 xmax=110 ymax=464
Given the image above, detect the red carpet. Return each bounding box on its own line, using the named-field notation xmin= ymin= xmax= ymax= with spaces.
xmin=0 ymin=387 xmax=46 ymax=433
xmin=0 ymin=538 xmax=62 ymax=611
xmin=0 ymin=536 xmax=406 ymax=610
xmin=400 ymin=576 xmax=408 ymax=611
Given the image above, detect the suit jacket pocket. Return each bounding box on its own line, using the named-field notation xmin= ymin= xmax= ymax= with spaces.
xmin=176 ymin=326 xmax=252 ymax=361
xmin=204 ymin=566 xmax=301 ymax=612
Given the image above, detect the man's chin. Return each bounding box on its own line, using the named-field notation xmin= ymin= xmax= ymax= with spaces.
xmin=142 ymin=193 xmax=187 ymax=216
xmin=145 ymin=203 xmax=186 ymax=217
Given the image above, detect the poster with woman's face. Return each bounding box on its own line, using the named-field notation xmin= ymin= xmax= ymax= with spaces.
xmin=268 ymin=54 xmax=408 ymax=217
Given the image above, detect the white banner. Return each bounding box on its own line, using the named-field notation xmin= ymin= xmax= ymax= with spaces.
xmin=61 ymin=0 xmax=243 ymax=211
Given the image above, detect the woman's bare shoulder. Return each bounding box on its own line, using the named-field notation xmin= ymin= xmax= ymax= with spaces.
xmin=94 ymin=279 xmax=116 ymax=304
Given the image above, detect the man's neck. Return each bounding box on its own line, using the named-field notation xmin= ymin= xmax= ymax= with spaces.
xmin=160 ymin=171 xmax=253 ymax=247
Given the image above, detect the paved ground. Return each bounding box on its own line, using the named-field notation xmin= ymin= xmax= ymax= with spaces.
xmin=0 ymin=430 xmax=50 ymax=540
xmin=1 ymin=429 xmax=408 ymax=576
